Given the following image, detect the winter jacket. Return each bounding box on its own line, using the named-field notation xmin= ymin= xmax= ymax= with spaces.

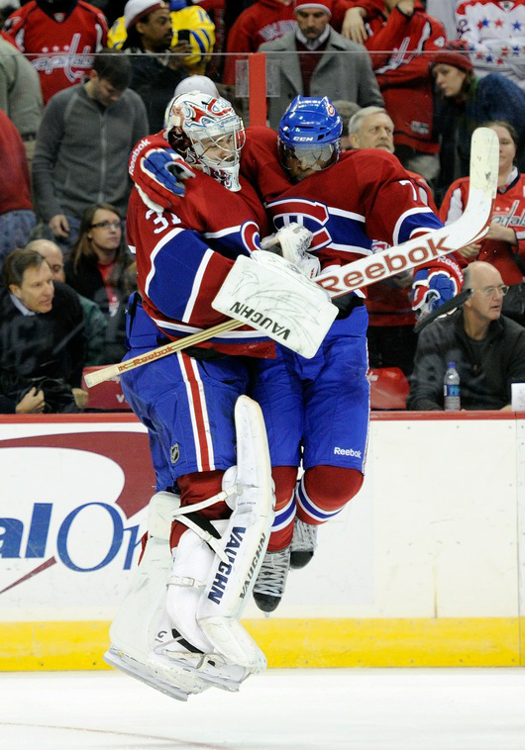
xmin=259 ymin=27 xmax=383 ymax=130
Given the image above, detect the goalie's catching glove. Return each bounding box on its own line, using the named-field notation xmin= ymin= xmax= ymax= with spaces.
xmin=260 ymin=223 xmax=320 ymax=280
xmin=412 ymin=257 xmax=463 ymax=320
xmin=129 ymin=136 xmax=195 ymax=212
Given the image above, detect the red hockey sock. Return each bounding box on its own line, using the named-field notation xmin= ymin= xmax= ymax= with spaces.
xmin=169 ymin=470 xmax=227 ymax=548
xmin=267 ymin=465 xmax=298 ymax=552
xmin=296 ymin=465 xmax=364 ymax=524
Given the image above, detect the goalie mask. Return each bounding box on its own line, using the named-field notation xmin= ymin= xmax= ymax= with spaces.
xmin=164 ymin=92 xmax=246 ymax=192
xmin=278 ymin=96 xmax=342 ymax=182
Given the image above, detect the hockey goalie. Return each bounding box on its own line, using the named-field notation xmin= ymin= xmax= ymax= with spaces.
xmin=105 ymin=395 xmax=275 ymax=701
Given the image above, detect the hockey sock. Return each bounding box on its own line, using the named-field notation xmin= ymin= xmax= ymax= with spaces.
xmin=267 ymin=465 xmax=298 ymax=551
xmin=296 ymin=466 xmax=364 ymax=524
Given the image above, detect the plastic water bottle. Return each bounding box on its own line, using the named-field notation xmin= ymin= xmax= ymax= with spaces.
xmin=443 ymin=361 xmax=460 ymax=411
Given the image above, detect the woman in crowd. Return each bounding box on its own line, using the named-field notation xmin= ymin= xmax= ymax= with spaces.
xmin=440 ymin=120 xmax=525 ymax=325
xmin=65 ymin=203 xmax=135 ymax=361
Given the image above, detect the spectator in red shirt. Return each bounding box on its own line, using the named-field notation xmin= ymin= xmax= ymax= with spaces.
xmin=0 ymin=108 xmax=36 ymax=270
xmin=3 ymin=0 xmax=108 ymax=104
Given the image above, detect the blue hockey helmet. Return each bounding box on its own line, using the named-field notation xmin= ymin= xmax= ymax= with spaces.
xmin=278 ymin=96 xmax=343 ymax=181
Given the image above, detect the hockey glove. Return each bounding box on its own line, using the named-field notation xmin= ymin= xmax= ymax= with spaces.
xmin=129 ymin=134 xmax=195 ymax=212
xmin=139 ymin=148 xmax=195 ymax=211
xmin=260 ymin=223 xmax=320 ymax=279
xmin=412 ymin=257 xmax=463 ymax=320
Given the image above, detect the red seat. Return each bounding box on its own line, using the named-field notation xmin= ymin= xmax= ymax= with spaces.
xmin=368 ymin=367 xmax=409 ymax=410
xmin=81 ymin=367 xmax=130 ymax=411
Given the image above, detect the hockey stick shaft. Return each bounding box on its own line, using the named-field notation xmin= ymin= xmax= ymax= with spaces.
xmin=84 ymin=318 xmax=241 ymax=387
xmin=85 ymin=129 xmax=498 ymax=389
xmin=315 ymin=127 xmax=498 ymax=297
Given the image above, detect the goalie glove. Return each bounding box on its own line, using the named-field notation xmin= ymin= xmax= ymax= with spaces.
xmin=260 ymin=223 xmax=320 ymax=280
xmin=412 ymin=256 xmax=463 ymax=320
xmin=129 ymin=137 xmax=195 ymax=212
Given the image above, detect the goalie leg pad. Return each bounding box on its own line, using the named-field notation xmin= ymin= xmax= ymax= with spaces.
xmin=108 ymin=491 xmax=179 ymax=664
xmin=156 ymin=521 xmax=251 ymax=691
xmin=197 ymin=396 xmax=275 ymax=672
xmin=107 ymin=492 xmax=214 ymax=697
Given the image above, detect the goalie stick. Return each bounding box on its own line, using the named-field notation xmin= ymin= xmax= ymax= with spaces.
xmin=84 ymin=128 xmax=498 ymax=389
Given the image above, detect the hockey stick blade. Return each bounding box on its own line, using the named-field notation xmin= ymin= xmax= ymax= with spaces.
xmin=414 ymin=288 xmax=474 ymax=333
xmin=315 ymin=127 xmax=498 ymax=298
xmin=85 ymin=128 xmax=498 ymax=388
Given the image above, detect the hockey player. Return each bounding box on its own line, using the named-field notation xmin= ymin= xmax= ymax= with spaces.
xmin=239 ymin=97 xmax=462 ymax=611
xmin=106 ymin=92 xmax=329 ymax=698
xmin=130 ymin=95 xmax=463 ymax=614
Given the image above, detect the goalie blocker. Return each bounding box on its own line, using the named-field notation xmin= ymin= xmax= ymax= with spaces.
xmin=104 ymin=396 xmax=275 ymax=700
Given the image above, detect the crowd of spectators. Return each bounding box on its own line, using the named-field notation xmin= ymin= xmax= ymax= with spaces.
xmin=1 ymin=0 xmax=525 ymax=413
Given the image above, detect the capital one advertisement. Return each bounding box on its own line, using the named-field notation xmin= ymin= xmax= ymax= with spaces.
xmin=0 ymin=419 xmax=154 ymax=621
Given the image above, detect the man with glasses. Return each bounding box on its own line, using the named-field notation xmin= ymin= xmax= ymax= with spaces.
xmin=408 ymin=261 xmax=525 ymax=411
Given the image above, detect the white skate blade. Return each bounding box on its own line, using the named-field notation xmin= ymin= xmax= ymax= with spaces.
xmin=151 ymin=650 xmax=245 ymax=693
xmin=104 ymin=646 xmax=190 ymax=702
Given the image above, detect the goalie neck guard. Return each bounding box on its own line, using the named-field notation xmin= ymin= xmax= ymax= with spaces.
xmin=164 ymin=91 xmax=246 ymax=192
xmin=278 ymin=96 xmax=342 ymax=182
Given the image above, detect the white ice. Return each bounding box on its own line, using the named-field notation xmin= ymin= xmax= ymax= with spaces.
xmin=1 ymin=668 xmax=525 ymax=750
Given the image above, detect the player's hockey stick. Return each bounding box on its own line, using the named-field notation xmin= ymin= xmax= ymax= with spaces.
xmin=315 ymin=127 xmax=498 ymax=298
xmin=84 ymin=128 xmax=497 ymax=389
xmin=413 ymin=288 xmax=474 ymax=333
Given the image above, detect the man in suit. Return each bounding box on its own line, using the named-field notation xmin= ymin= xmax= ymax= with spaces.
xmin=259 ymin=0 xmax=383 ymax=130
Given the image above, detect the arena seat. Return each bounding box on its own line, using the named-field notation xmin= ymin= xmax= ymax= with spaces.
xmin=368 ymin=367 xmax=409 ymax=410
xmin=81 ymin=367 xmax=130 ymax=411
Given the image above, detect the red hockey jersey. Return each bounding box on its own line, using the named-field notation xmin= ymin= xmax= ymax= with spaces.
xmin=127 ymin=134 xmax=274 ymax=358
xmin=241 ymin=126 xmax=443 ymax=278
xmin=4 ymin=0 xmax=108 ymax=104
xmin=440 ymin=167 xmax=525 ymax=285
xmin=366 ymin=170 xmax=438 ymax=327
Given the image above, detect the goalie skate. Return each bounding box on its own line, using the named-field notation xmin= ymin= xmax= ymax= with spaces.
xmin=103 ymin=645 xmax=193 ymax=702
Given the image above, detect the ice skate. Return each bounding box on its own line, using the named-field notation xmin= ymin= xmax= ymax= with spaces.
xmin=290 ymin=518 xmax=318 ymax=569
xmin=104 ymin=645 xmax=195 ymax=702
xmin=252 ymin=547 xmax=290 ymax=613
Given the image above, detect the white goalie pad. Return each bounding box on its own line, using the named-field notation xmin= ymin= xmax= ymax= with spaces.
xmin=105 ymin=492 xmax=213 ymax=698
xmin=196 ymin=396 xmax=275 ymax=671
xmin=212 ymin=252 xmax=338 ymax=358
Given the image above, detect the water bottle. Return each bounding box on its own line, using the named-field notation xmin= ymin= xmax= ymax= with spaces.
xmin=443 ymin=361 xmax=460 ymax=411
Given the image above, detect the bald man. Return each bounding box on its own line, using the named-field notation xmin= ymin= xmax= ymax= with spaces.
xmin=408 ymin=262 xmax=525 ymax=411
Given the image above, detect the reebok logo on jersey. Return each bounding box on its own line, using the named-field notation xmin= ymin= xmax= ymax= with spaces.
xmin=334 ymin=447 xmax=362 ymax=458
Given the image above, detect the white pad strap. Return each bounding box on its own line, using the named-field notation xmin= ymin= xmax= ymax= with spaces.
xmin=212 ymin=252 xmax=337 ymax=358
xmin=173 ymin=514 xmax=230 ymax=565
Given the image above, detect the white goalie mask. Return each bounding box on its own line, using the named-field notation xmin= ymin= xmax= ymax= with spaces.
xmin=164 ymin=92 xmax=246 ymax=192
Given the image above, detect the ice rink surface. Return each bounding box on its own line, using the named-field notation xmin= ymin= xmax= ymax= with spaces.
xmin=1 ymin=667 xmax=525 ymax=750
